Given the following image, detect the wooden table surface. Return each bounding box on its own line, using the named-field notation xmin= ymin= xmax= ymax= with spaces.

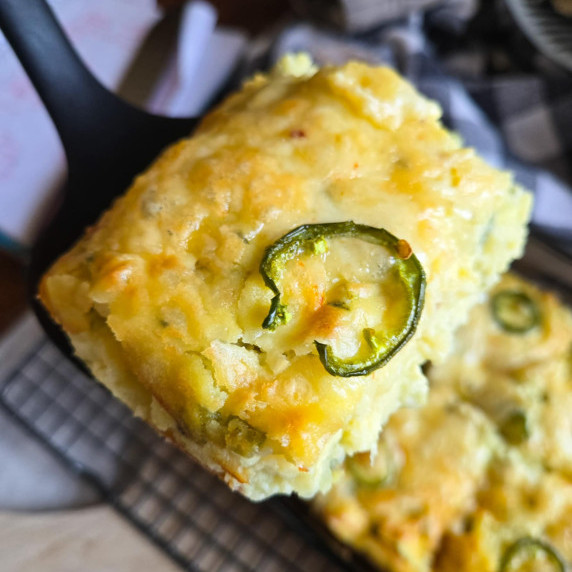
xmin=1 ymin=506 xmax=179 ymax=572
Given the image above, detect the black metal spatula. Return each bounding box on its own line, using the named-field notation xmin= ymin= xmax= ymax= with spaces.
xmin=0 ymin=0 xmax=198 ymax=367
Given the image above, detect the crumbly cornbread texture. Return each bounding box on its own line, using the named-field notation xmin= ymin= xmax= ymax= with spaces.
xmin=40 ymin=55 xmax=531 ymax=500
xmin=314 ymin=274 xmax=572 ymax=571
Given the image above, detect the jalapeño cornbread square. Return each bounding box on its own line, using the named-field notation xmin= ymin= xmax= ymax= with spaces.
xmin=430 ymin=274 xmax=572 ymax=478
xmin=40 ymin=54 xmax=531 ymax=500
xmin=314 ymin=274 xmax=572 ymax=571
xmin=313 ymin=382 xmax=502 ymax=572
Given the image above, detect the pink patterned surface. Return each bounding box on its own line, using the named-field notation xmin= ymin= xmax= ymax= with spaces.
xmin=0 ymin=0 xmax=160 ymax=247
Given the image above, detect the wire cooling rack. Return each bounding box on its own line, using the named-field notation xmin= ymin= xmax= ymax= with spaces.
xmin=0 ymin=333 xmax=349 ymax=572
xmin=3 ymin=236 xmax=568 ymax=572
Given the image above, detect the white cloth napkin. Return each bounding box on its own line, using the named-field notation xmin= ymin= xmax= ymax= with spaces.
xmin=291 ymin=0 xmax=477 ymax=32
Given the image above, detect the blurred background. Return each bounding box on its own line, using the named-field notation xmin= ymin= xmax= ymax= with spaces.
xmin=0 ymin=0 xmax=571 ymax=570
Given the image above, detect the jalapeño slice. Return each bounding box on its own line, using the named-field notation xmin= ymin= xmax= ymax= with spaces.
xmin=259 ymin=221 xmax=426 ymax=377
xmin=491 ymin=290 xmax=540 ymax=334
xmin=347 ymin=440 xmax=397 ymax=488
xmin=499 ymin=409 xmax=529 ymax=445
xmin=500 ymin=537 xmax=565 ymax=572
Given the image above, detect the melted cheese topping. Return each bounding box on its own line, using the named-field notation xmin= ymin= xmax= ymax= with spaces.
xmin=40 ymin=55 xmax=531 ymax=499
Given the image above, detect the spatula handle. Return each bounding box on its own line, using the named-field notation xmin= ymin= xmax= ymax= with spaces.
xmin=0 ymin=0 xmax=197 ymax=182
xmin=0 ymin=0 xmax=122 ymax=168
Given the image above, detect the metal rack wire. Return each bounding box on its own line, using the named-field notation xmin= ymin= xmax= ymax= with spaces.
xmin=0 ymin=335 xmax=347 ymax=572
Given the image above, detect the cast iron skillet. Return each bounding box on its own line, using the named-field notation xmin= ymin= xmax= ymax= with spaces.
xmin=0 ymin=0 xmax=198 ymax=371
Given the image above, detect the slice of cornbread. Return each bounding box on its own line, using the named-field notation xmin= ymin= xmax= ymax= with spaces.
xmin=40 ymin=55 xmax=531 ymax=500
xmin=314 ymin=275 xmax=572 ymax=571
